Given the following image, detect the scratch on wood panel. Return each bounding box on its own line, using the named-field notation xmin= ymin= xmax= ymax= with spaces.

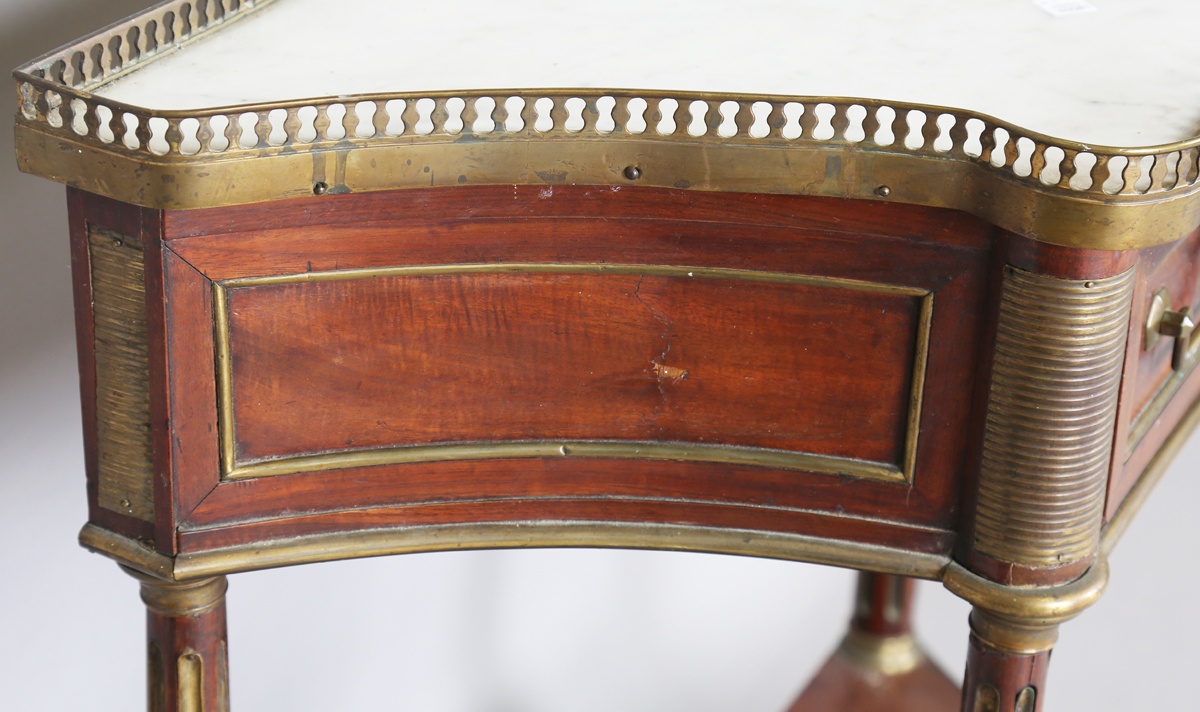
xmin=652 ymin=362 xmax=689 ymax=381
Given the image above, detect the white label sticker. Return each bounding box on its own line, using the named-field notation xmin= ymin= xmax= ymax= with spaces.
xmin=1033 ymin=0 xmax=1099 ymax=17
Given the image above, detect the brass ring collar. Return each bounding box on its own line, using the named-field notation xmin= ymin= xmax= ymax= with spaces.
xmin=942 ymin=558 xmax=1109 ymax=627
xmin=121 ymin=565 xmax=228 ymax=617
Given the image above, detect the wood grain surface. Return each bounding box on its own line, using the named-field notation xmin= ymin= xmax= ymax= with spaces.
xmin=161 ymin=185 xmax=992 ymax=554
xmin=224 ymin=270 xmax=922 ymax=468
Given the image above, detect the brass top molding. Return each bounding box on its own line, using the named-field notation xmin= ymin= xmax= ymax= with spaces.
xmin=12 ymin=0 xmax=1200 ymax=250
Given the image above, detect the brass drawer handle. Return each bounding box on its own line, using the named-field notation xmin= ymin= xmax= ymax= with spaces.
xmin=1145 ymin=288 xmax=1200 ymax=371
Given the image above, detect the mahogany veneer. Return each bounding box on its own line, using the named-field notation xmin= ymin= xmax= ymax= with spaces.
xmin=63 ymin=181 xmax=1200 ymax=712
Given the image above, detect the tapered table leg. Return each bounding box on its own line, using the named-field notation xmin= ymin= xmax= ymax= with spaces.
xmin=786 ymin=572 xmax=959 ymax=712
xmin=123 ymin=567 xmax=230 ymax=712
xmin=959 ymin=610 xmax=1053 ymax=712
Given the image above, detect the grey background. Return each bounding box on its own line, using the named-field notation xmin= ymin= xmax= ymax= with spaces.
xmin=1 ymin=2 xmax=1197 ymax=710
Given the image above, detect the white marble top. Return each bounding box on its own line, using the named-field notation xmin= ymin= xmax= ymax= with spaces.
xmin=94 ymin=0 xmax=1200 ymax=147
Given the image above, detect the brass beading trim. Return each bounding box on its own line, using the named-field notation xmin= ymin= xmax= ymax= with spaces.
xmin=12 ymin=0 xmax=1200 ymax=248
xmin=86 ymin=514 xmax=1113 ymax=644
xmin=1104 ymin=382 xmax=1200 ymax=556
xmin=80 ymin=521 xmax=949 ymax=582
xmin=80 ymin=522 xmax=174 ymax=579
xmin=213 ymin=263 xmax=932 ymax=484
xmin=86 ymin=519 xmax=1109 ymax=634
xmin=1126 ymin=336 xmax=1200 ymax=458
xmin=221 ymin=441 xmax=910 ymax=483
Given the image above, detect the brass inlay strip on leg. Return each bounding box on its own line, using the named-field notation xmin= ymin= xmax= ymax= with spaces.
xmin=177 ymin=651 xmax=203 ymax=712
xmin=973 ymin=266 xmax=1135 ymax=568
xmin=218 ymin=641 xmax=230 ymax=712
xmin=213 ymin=263 xmax=933 ymax=484
xmin=89 ymin=227 xmax=154 ymax=522
xmin=973 ymin=684 xmax=1000 ymax=712
xmin=1015 ymin=686 xmax=1037 ymax=712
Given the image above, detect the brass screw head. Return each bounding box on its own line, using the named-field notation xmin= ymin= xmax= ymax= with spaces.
xmin=876 ymin=185 xmax=891 ymax=197
xmin=120 ymin=498 xmax=131 ymax=509
xmin=624 ymin=166 xmax=641 ymax=180
xmin=313 ymin=182 xmax=329 ymax=195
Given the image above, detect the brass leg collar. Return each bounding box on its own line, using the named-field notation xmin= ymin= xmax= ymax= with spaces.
xmin=942 ymin=558 xmax=1108 ymax=626
xmin=968 ymin=609 xmax=1058 ymax=655
xmin=121 ymin=565 xmax=228 ymax=617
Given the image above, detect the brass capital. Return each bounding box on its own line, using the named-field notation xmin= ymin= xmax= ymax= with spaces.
xmin=968 ymin=609 xmax=1059 ymax=655
xmin=121 ymin=566 xmax=228 ymax=617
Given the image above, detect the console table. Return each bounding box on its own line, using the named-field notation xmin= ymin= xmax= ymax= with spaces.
xmin=13 ymin=1 xmax=1200 ymax=711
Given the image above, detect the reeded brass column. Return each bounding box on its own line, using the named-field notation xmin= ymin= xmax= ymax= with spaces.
xmin=952 ymin=263 xmax=1133 ymax=711
xmin=123 ymin=567 xmax=230 ymax=712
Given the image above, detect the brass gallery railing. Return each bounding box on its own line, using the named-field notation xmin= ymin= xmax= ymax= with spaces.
xmin=14 ymin=0 xmax=1200 ymax=249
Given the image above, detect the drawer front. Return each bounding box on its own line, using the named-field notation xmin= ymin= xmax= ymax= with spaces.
xmin=219 ymin=266 xmax=929 ymax=483
xmin=161 ymin=187 xmax=992 ymax=556
xmin=1112 ymin=226 xmax=1200 ymax=517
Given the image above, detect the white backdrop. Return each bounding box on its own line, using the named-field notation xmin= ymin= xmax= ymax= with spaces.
xmin=1 ymin=2 xmax=1197 ymax=711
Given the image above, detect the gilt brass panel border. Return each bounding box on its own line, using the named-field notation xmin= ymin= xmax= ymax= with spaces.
xmin=1104 ymin=382 xmax=1200 ymax=556
xmin=212 ymin=263 xmax=933 ymax=484
xmin=1125 ymin=350 xmax=1200 ymax=459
